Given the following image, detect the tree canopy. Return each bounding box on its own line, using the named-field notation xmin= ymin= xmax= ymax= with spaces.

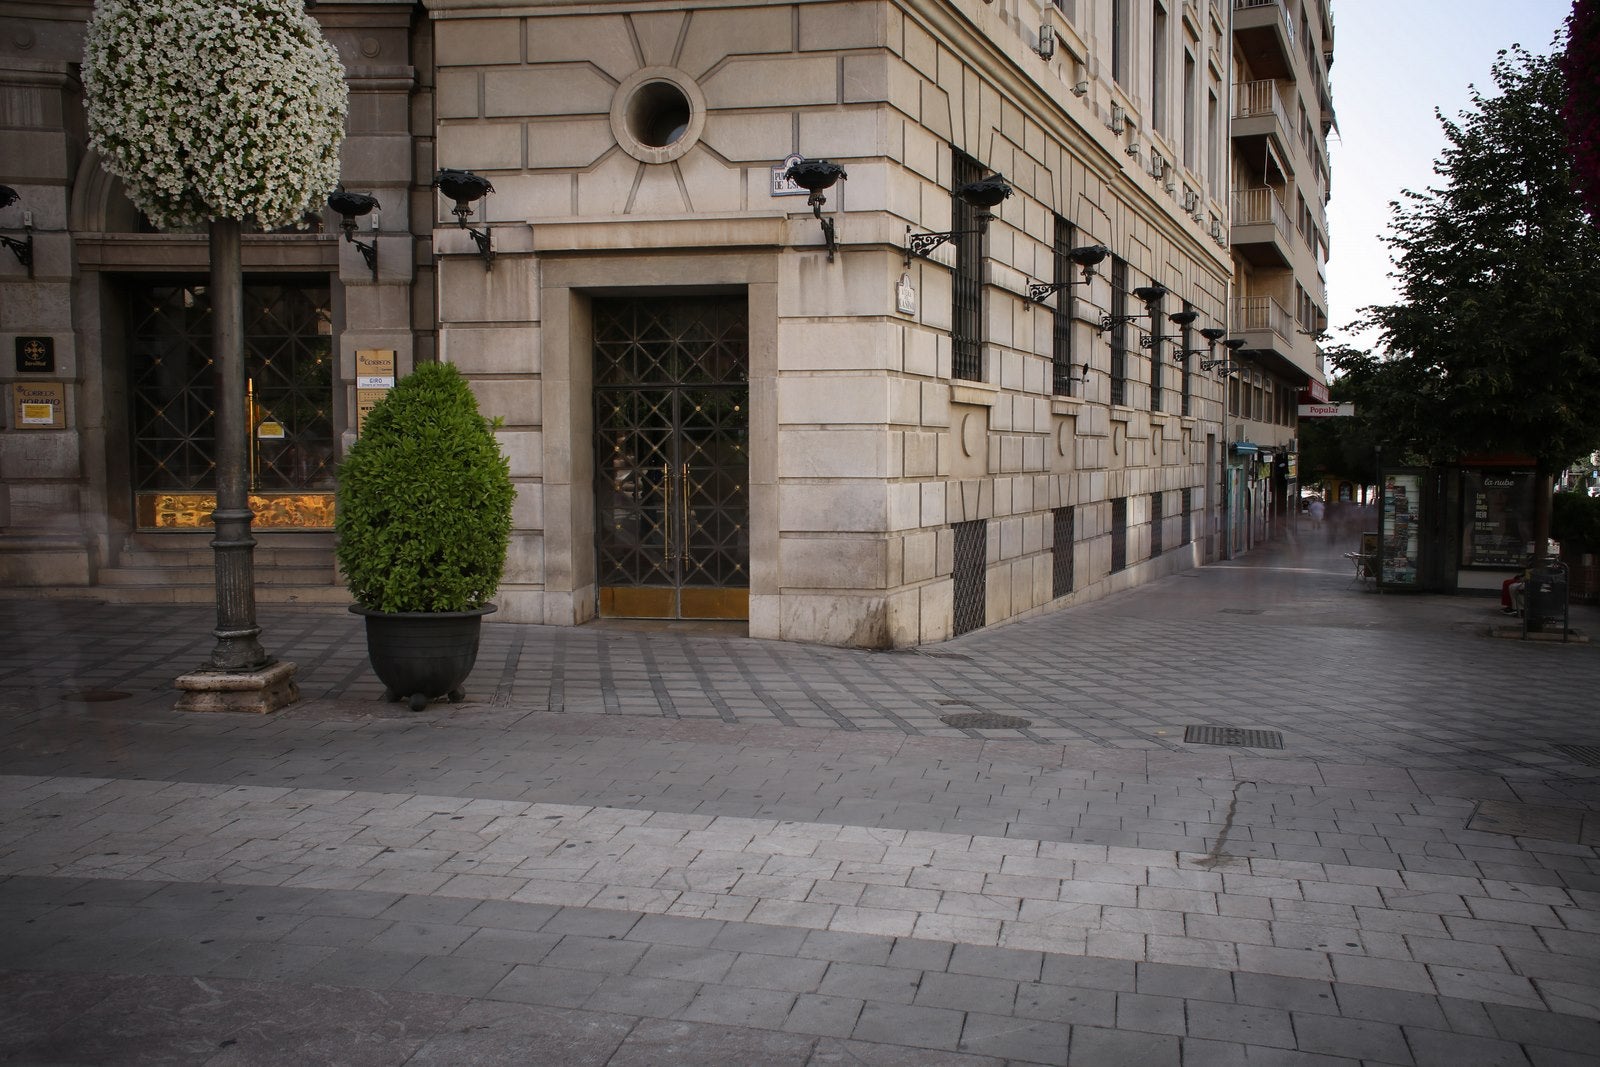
xmin=1564 ymin=0 xmax=1600 ymax=220
xmin=1352 ymin=44 xmax=1600 ymax=473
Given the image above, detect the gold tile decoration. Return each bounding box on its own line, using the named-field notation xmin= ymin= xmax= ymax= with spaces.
xmin=138 ymin=492 xmax=336 ymax=530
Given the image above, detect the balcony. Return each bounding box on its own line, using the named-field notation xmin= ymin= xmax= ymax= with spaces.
xmin=1234 ymin=0 xmax=1295 ymax=81
xmin=1231 ymin=294 xmax=1317 ymax=381
xmin=1230 ymin=187 xmax=1293 ymax=268
xmin=1232 ymin=79 xmax=1293 ymax=183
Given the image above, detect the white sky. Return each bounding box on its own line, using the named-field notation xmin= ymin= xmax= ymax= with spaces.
xmin=1323 ymin=0 xmax=1573 ymax=350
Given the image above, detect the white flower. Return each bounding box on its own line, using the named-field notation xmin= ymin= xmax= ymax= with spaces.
xmin=81 ymin=0 xmax=349 ymax=231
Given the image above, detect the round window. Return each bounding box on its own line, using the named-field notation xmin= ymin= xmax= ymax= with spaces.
xmin=610 ymin=68 xmax=706 ymax=165
xmin=628 ymin=81 xmax=691 ymax=148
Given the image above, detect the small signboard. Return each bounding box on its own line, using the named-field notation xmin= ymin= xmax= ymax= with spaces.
xmin=356 ymin=348 xmax=396 ymax=389
xmin=1298 ymin=402 xmax=1354 ymax=417
xmin=896 ymin=273 xmax=917 ymax=316
xmin=770 ymin=154 xmax=807 ymax=197
xmin=256 ymin=420 xmax=286 ymax=440
xmin=13 ymin=381 xmax=66 ymax=429
xmin=15 ymin=336 xmax=54 ymax=373
xmin=355 ymin=388 xmax=386 ymax=434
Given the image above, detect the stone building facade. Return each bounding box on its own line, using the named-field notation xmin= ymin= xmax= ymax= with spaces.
xmin=0 ymin=0 xmax=1332 ymax=648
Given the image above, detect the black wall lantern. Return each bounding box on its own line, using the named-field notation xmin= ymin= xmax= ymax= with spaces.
xmin=1141 ymin=308 xmax=1198 ymax=350
xmin=327 ymin=188 xmax=379 ymax=278
xmin=784 ymin=158 xmax=848 ymax=262
xmin=0 ymin=185 xmax=34 ymax=277
xmin=1026 ymin=243 xmax=1109 ymax=305
xmin=1097 ymin=282 xmax=1168 ymax=334
xmin=905 ymin=174 xmax=1013 ymax=267
xmin=433 ymin=168 xmax=495 ymax=270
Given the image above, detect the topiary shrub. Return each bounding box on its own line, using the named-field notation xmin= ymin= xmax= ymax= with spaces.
xmin=336 ymin=362 xmax=513 ymax=613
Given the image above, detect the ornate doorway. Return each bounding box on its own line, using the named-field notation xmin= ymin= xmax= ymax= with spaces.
xmin=593 ymin=296 xmax=749 ymax=620
xmin=128 ymin=280 xmax=335 ymax=529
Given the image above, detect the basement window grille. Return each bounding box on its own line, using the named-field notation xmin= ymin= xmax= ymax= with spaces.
xmin=1053 ymin=505 xmax=1075 ymax=597
xmin=952 ymin=519 xmax=987 ymax=635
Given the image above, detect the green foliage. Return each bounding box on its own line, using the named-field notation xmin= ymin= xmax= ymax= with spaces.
xmin=1563 ymin=0 xmax=1600 ymax=220
xmin=1353 ymin=45 xmax=1600 ymax=472
xmin=1552 ymin=490 xmax=1600 ymax=549
xmin=335 ymin=362 xmax=513 ymax=613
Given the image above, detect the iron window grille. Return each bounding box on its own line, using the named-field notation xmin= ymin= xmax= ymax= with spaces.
xmin=951 ymin=150 xmax=984 ymax=382
xmin=1147 ymin=286 xmax=1164 ymax=412
xmin=1180 ymin=300 xmax=1194 ymax=417
xmin=1181 ymin=487 xmax=1193 ymax=544
xmin=1111 ymin=497 xmax=1128 ymax=572
xmin=1052 ymin=215 xmax=1075 ymax=397
xmin=952 ymin=518 xmax=988 ymax=635
xmin=1109 ymin=258 xmax=1127 ymax=406
xmin=1151 ymin=491 xmax=1164 ymax=556
xmin=1052 ymin=505 xmax=1075 ymax=597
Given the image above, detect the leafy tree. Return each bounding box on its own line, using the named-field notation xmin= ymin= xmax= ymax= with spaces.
xmin=1353 ymin=44 xmax=1600 ymax=544
xmin=1563 ymin=0 xmax=1600 ymax=220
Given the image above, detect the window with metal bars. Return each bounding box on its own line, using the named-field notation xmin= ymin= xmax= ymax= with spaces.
xmin=951 ymin=150 xmax=984 ymax=382
xmin=1052 ymin=216 xmax=1075 ymax=396
xmin=1147 ymin=286 xmax=1164 ymax=412
xmin=1111 ymin=497 xmax=1128 ymax=572
xmin=1181 ymin=487 xmax=1193 ymax=544
xmin=1052 ymin=505 xmax=1075 ymax=597
xmin=1179 ymin=300 xmax=1194 ymax=417
xmin=1151 ymin=492 xmax=1164 ymax=556
xmin=1110 ymin=258 xmax=1127 ymax=406
xmin=952 ymin=518 xmax=987 ymax=635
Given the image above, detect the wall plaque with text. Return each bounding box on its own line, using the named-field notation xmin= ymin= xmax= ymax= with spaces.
xmin=15 ymin=336 xmax=54 ymax=373
xmin=13 ymin=381 xmax=66 ymax=429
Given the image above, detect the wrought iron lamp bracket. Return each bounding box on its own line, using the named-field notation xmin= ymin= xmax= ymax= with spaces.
xmin=340 ymin=220 xmax=378 ymax=278
xmin=453 ymin=204 xmax=495 ymax=271
xmin=1 ymin=232 xmax=32 ymax=275
xmin=904 ymin=215 xmax=993 ymax=268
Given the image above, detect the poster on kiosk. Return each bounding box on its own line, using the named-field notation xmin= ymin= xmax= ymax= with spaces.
xmin=1378 ymin=467 xmax=1425 ymax=589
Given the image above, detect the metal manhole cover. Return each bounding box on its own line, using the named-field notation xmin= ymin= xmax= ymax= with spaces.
xmin=940 ymin=712 xmax=1033 ymax=730
xmin=1554 ymin=744 xmax=1600 ymax=767
xmin=63 ymin=690 xmax=131 ymax=703
xmin=1184 ymin=725 xmax=1283 ymax=749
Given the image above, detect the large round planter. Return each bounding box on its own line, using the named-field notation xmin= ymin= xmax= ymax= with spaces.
xmin=350 ymin=604 xmax=496 ymax=711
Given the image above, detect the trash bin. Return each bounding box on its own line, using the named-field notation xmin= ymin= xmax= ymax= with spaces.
xmin=1523 ymin=562 xmax=1569 ymax=641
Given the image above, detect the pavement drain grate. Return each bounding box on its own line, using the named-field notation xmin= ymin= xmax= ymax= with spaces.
xmin=1184 ymin=725 xmax=1284 ymax=749
xmin=940 ymin=712 xmax=1033 ymax=730
xmin=62 ymin=689 xmax=131 ymax=703
xmin=1554 ymin=744 xmax=1600 ymax=767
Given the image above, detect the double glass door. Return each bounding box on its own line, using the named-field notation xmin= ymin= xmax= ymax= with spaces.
xmin=593 ymin=297 xmax=749 ymax=620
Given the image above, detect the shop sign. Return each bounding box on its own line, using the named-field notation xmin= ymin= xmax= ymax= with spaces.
xmin=1298 ymin=402 xmax=1354 ymax=417
xmin=355 ymin=349 xmax=396 ymax=435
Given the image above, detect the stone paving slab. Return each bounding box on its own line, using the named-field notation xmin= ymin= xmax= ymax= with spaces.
xmin=2 ymin=530 xmax=1599 ymax=1064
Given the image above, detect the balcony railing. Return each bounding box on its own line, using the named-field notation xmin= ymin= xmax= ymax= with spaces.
xmin=1231 ymin=295 xmax=1295 ymax=340
xmin=1232 ymin=187 xmax=1291 ymax=236
xmin=1233 ymin=78 xmax=1289 ymax=125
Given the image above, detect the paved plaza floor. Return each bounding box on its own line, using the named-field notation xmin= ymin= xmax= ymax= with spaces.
xmin=2 ymin=515 xmax=1599 ymax=1065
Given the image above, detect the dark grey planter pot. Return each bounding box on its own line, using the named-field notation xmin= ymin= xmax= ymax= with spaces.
xmin=350 ymin=603 xmax=496 ymax=711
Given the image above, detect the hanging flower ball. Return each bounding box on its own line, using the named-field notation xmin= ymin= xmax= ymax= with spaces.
xmin=81 ymin=0 xmax=349 ymax=232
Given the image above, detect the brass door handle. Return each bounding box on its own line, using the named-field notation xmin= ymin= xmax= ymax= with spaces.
xmin=662 ymin=462 xmax=673 ymax=561
xmin=680 ymin=462 xmax=691 ymax=560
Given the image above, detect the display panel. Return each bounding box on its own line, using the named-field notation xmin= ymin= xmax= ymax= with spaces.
xmin=1461 ymin=469 xmax=1537 ymax=568
xmin=1380 ymin=472 xmax=1422 ymax=586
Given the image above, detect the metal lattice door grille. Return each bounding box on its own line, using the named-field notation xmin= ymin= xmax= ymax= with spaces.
xmin=952 ymin=519 xmax=987 ymax=635
xmin=130 ymin=283 xmax=334 ymax=494
xmin=594 ymin=296 xmax=750 ymax=620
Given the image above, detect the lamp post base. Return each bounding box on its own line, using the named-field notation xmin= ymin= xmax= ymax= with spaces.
xmin=174 ymin=660 xmax=299 ymax=714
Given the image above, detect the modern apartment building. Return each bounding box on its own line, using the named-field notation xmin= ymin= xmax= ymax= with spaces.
xmin=1225 ymin=0 xmax=1334 ymax=552
xmin=0 ymin=0 xmax=1331 ymax=648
